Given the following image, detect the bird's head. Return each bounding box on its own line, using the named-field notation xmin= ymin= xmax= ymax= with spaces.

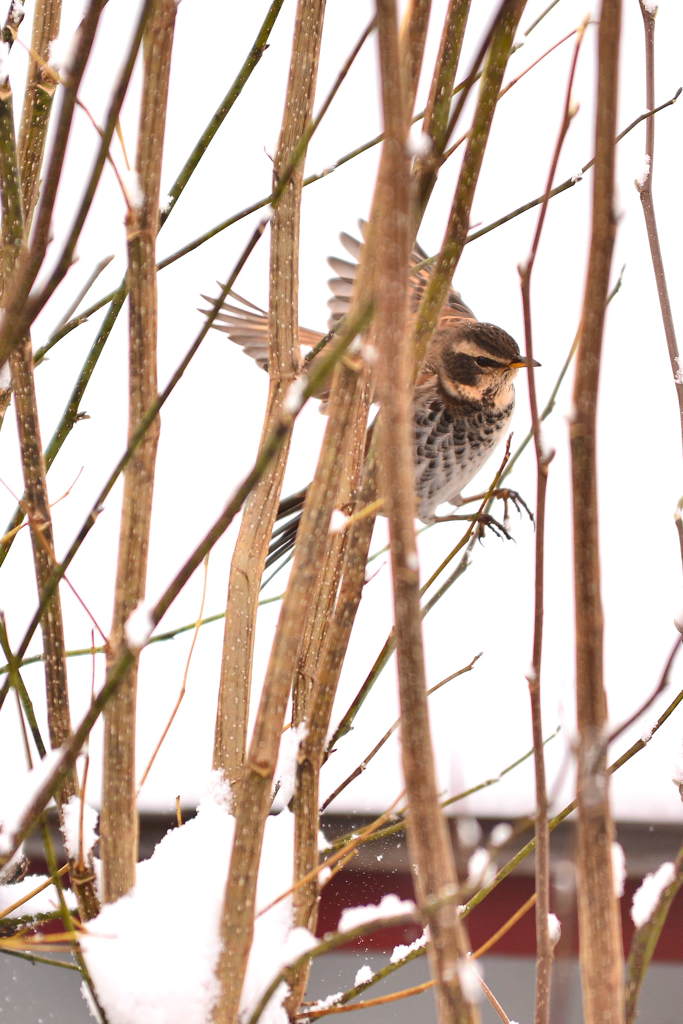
xmin=434 ymin=321 xmax=539 ymax=405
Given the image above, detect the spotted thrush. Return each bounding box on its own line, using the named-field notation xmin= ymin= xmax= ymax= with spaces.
xmin=206 ymin=226 xmax=537 ymax=545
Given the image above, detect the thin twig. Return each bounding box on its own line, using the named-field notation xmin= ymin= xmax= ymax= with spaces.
xmin=634 ymin=1 xmax=683 ymax=567
xmin=517 ymin=21 xmax=586 ymax=1023
xmin=321 ymin=655 xmax=480 ymax=810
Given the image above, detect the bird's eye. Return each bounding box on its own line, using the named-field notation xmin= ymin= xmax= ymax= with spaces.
xmin=474 ymin=356 xmax=502 ymax=369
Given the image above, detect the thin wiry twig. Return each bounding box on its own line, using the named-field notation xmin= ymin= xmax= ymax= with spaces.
xmin=634 ymin=1 xmax=683 ymax=567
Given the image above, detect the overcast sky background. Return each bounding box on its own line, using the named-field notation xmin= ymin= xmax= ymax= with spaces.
xmin=0 ymin=0 xmax=681 ymax=829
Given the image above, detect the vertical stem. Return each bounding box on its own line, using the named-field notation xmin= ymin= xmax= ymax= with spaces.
xmin=412 ymin=0 xmax=472 ymax=202
xmin=286 ymin=2 xmax=433 ymax=1007
xmin=413 ymin=0 xmax=526 ymax=366
xmin=210 ymin=2 xmax=327 ymax=1018
xmin=374 ymin=2 xmax=476 ymax=1021
xmin=17 ymin=0 xmax=61 ymax=233
xmin=101 ymin=0 xmax=177 ymax=903
xmin=570 ymin=3 xmax=624 ymax=1022
xmin=0 ymin=2 xmax=100 ymax=921
xmin=634 ymin=2 xmax=683 ymax=566
xmin=213 ymin=0 xmax=326 ymax=790
xmin=0 ymin=0 xmax=108 ymax=367
xmin=518 ymin=25 xmax=586 ymax=1022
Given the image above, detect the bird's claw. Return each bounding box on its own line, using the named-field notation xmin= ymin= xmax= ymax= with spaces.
xmin=473 ymin=512 xmax=512 ymax=542
xmin=493 ymin=488 xmax=534 ymax=525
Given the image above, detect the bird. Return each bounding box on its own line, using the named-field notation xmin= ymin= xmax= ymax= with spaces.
xmin=205 ymin=225 xmax=538 ymax=562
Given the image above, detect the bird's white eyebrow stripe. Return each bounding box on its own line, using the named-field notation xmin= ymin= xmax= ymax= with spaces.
xmin=453 ymin=339 xmax=507 ymax=364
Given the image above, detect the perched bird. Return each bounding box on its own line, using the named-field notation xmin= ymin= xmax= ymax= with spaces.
xmin=206 ymin=226 xmax=537 ymax=558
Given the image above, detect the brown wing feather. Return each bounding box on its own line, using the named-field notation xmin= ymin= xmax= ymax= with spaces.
xmin=204 ymin=227 xmax=476 ymax=379
xmin=201 ymin=291 xmax=322 ymax=372
xmin=327 ymin=223 xmax=476 ymax=329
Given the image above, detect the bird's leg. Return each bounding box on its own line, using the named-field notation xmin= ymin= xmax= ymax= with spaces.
xmin=451 ymin=487 xmax=534 ymax=525
xmin=429 ymin=511 xmax=512 ymax=541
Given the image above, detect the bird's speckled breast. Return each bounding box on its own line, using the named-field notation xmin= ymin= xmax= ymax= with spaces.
xmin=413 ymin=395 xmax=513 ymax=521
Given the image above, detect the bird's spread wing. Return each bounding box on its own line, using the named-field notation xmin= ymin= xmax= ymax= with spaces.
xmin=204 ymin=225 xmax=475 ymax=375
xmin=201 ymin=290 xmax=322 ymax=372
xmin=327 ymin=222 xmax=476 ymax=328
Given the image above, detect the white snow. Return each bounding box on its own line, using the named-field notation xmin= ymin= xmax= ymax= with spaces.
xmin=630 ymin=861 xmax=676 ymax=927
xmin=272 ymin=723 xmax=307 ymax=808
xmin=338 ymin=893 xmax=416 ymax=933
xmin=121 ymin=169 xmax=144 ymax=210
xmin=611 ymin=842 xmax=626 ymax=898
xmin=0 ymin=750 xmax=62 ymax=854
xmin=0 ymin=359 xmax=11 ymax=389
xmin=389 ymin=927 xmax=428 ymax=963
xmin=360 ymin=342 xmax=378 ymax=365
xmin=124 ymin=602 xmax=154 ymax=652
xmin=49 ymin=32 xmax=76 ymax=75
xmin=635 ymin=154 xmax=651 ymax=190
xmin=405 ymin=550 xmax=419 ymax=572
xmin=81 ymin=775 xmax=304 ymax=1024
xmin=467 ymin=847 xmax=495 ymax=887
xmin=329 ymin=509 xmax=349 ymax=534
xmin=354 ymin=964 xmax=374 ymax=986
xmin=0 ymin=872 xmax=77 ymax=917
xmin=641 ymin=1 xmax=658 ymax=15
xmin=674 ymin=603 xmax=683 ymax=631
xmin=547 ymin=912 xmax=561 ymax=946
xmin=570 ymin=169 xmax=584 ymax=184
xmin=283 ymin=378 xmax=306 ymax=415
xmin=407 ymin=129 xmax=433 ymax=158
xmin=307 ymin=991 xmax=344 ymax=1011
xmin=456 ymin=817 xmax=482 ymax=849
xmin=457 ymin=957 xmax=482 ymax=1004
xmin=489 ymin=823 xmax=513 ymax=847
xmin=61 ymin=795 xmax=99 ymax=863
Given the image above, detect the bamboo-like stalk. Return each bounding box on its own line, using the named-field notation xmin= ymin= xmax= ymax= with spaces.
xmin=284 ymin=356 xmax=374 ymax=1015
xmin=0 ymin=0 xmax=109 ymax=367
xmin=0 ymin=1 xmax=101 ymax=922
xmin=570 ymin=2 xmax=624 ymax=1022
xmin=285 ymin=2 xmax=437 ymax=1006
xmin=100 ymin=0 xmax=177 ymax=904
xmin=413 ymin=0 xmax=526 ymax=365
xmin=212 ymin=0 xmax=326 ymax=790
xmin=373 ymin=2 xmax=476 ymax=1021
xmin=16 ymin=0 xmax=60 ymax=233
xmin=210 ymin=0 xmax=327 ymax=1016
xmin=412 ymin=0 xmax=471 ymax=203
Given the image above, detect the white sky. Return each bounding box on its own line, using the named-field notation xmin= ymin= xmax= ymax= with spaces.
xmin=0 ymin=0 xmax=681 ymax=829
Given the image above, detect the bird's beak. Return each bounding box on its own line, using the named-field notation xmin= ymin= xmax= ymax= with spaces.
xmin=509 ymin=357 xmax=541 ymax=369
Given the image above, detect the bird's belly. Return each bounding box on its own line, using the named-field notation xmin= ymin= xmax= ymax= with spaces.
xmin=412 ymin=401 xmax=511 ymax=522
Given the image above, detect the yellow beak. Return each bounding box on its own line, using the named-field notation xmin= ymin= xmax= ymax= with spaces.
xmin=509 ymin=357 xmax=541 ymax=369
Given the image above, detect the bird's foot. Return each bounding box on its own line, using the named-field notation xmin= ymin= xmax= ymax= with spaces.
xmin=454 ymin=487 xmax=534 ymax=526
xmin=431 ymin=511 xmax=512 ymax=541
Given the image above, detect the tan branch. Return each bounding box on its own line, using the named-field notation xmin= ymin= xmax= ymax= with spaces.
xmin=569 ymin=2 xmax=624 ymax=1021
xmin=101 ymin=0 xmax=177 ymax=903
